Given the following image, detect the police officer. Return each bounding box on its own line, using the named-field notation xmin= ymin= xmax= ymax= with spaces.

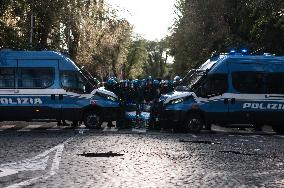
xmin=143 ymin=76 xmax=159 ymax=103
xmin=160 ymin=80 xmax=174 ymax=95
xmin=105 ymin=78 xmax=119 ymax=95
xmin=104 ymin=78 xmax=120 ymax=128
xmin=142 ymin=76 xmax=160 ymax=129
xmin=173 ymin=76 xmax=182 ymax=87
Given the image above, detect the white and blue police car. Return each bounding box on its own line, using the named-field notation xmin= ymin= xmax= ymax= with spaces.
xmin=0 ymin=50 xmax=120 ymax=128
xmin=158 ymin=50 xmax=284 ymax=134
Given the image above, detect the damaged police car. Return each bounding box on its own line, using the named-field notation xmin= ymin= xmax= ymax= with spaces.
xmin=158 ymin=51 xmax=284 ymax=134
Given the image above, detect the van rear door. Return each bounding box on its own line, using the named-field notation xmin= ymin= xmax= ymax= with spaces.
xmin=16 ymin=59 xmax=60 ymax=120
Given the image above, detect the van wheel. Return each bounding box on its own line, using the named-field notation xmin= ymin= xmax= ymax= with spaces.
xmin=84 ymin=111 xmax=102 ymax=129
xmin=272 ymin=126 xmax=284 ymax=135
xmin=184 ymin=114 xmax=204 ymax=133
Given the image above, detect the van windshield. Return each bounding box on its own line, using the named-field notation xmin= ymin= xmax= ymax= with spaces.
xmin=79 ymin=66 xmax=100 ymax=88
xmin=63 ymin=55 xmax=99 ymax=89
xmin=181 ymin=69 xmax=206 ymax=90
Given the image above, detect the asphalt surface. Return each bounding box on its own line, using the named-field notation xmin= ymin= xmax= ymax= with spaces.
xmin=0 ymin=123 xmax=284 ymax=188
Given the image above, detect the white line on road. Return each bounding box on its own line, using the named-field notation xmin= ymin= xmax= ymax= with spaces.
xmin=17 ymin=125 xmax=43 ymax=132
xmin=275 ymin=135 xmax=284 ymax=138
xmin=0 ymin=125 xmax=16 ymax=131
xmin=132 ymin=128 xmax=146 ymax=133
xmin=103 ymin=127 xmax=119 ymax=132
xmin=45 ymin=125 xmax=63 ymax=131
xmin=2 ymin=137 xmax=75 ymax=188
xmin=190 ymin=134 xmax=197 ymax=138
xmin=0 ymin=169 xmax=19 ymax=177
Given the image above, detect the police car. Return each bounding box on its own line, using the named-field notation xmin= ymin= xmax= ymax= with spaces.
xmin=158 ymin=50 xmax=284 ymax=134
xmin=0 ymin=50 xmax=120 ymax=128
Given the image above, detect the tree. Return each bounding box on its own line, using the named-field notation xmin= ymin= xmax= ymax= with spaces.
xmin=0 ymin=0 xmax=133 ymax=80
xmin=124 ymin=37 xmax=148 ymax=79
xmin=143 ymin=39 xmax=172 ymax=78
xmin=170 ymin=0 xmax=284 ymax=76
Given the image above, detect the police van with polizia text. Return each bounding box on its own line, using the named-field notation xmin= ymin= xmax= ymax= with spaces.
xmin=0 ymin=50 xmax=120 ymax=128
xmin=157 ymin=50 xmax=284 ymax=134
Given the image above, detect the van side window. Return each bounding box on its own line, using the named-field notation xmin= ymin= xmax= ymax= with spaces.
xmin=232 ymin=72 xmax=265 ymax=94
xmin=196 ymin=74 xmax=228 ymax=97
xmin=18 ymin=68 xmax=54 ymax=88
xmin=60 ymin=71 xmax=92 ymax=94
xmin=0 ymin=68 xmax=15 ymax=88
xmin=267 ymin=73 xmax=284 ymax=94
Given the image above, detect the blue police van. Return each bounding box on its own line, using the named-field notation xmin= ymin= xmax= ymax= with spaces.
xmin=158 ymin=51 xmax=284 ymax=134
xmin=0 ymin=50 xmax=120 ymax=128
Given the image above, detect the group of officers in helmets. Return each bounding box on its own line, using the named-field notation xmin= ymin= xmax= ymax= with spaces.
xmin=105 ymin=76 xmax=182 ymax=103
xmin=104 ymin=76 xmax=183 ymax=129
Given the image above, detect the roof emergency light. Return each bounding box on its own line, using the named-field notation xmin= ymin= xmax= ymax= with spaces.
xmin=229 ymin=49 xmax=237 ymax=55
xmin=241 ymin=49 xmax=249 ymax=55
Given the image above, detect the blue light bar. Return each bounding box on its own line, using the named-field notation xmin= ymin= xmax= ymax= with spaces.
xmin=241 ymin=49 xmax=249 ymax=55
xmin=229 ymin=49 xmax=237 ymax=55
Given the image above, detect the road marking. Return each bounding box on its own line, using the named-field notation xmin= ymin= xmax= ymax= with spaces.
xmin=0 ymin=169 xmax=19 ymax=177
xmin=0 ymin=125 xmax=16 ymax=131
xmin=46 ymin=125 xmax=61 ymax=131
xmin=17 ymin=125 xmax=43 ymax=132
xmin=275 ymin=135 xmax=284 ymax=138
xmin=103 ymin=127 xmax=118 ymax=132
xmin=1 ymin=137 xmax=75 ymax=188
xmin=132 ymin=128 xmax=146 ymax=133
xmin=0 ymin=156 xmax=49 ymax=178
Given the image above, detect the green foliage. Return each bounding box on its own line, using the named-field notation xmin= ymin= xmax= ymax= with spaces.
xmin=0 ymin=0 xmax=133 ymax=80
xmin=125 ymin=37 xmax=173 ymax=79
xmin=171 ymin=0 xmax=284 ymax=76
xmin=124 ymin=37 xmax=148 ymax=79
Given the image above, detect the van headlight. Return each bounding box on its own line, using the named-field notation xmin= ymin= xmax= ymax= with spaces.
xmin=96 ymin=92 xmax=118 ymax=102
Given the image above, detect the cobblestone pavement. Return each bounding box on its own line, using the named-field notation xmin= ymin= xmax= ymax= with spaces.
xmin=0 ymin=124 xmax=284 ymax=188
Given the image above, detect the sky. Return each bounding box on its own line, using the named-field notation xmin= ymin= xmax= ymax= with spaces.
xmin=107 ymin=0 xmax=176 ymax=41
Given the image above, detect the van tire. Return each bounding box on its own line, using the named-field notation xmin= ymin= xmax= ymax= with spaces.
xmin=83 ymin=111 xmax=102 ymax=129
xmin=272 ymin=126 xmax=284 ymax=135
xmin=184 ymin=114 xmax=204 ymax=133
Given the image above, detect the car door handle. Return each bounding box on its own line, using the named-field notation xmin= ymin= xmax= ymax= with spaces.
xmin=231 ymin=98 xmax=236 ymax=104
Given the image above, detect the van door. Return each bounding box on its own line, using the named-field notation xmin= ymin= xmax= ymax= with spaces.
xmin=16 ymin=59 xmax=60 ymax=120
xmin=0 ymin=59 xmax=17 ymax=120
xmin=195 ymin=73 xmax=230 ymax=124
xmin=58 ymin=70 xmax=93 ymax=121
xmin=228 ymin=61 xmax=266 ymax=124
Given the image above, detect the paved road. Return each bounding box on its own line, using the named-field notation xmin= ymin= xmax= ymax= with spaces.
xmin=0 ymin=123 xmax=284 ymax=188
